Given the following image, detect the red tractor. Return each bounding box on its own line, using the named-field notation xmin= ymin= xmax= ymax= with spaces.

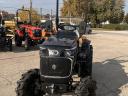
xmin=15 ymin=24 xmax=43 ymax=50
xmin=15 ymin=9 xmax=44 ymax=50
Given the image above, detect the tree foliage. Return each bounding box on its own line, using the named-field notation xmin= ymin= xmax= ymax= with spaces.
xmin=0 ymin=10 xmax=15 ymax=20
xmin=18 ymin=8 xmax=40 ymax=22
xmin=124 ymin=13 xmax=128 ymax=24
xmin=61 ymin=0 xmax=125 ymax=25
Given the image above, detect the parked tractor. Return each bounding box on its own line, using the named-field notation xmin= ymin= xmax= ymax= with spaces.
xmin=39 ymin=20 xmax=56 ymax=39
xmin=15 ymin=9 xmax=44 ymax=50
xmin=16 ymin=25 xmax=97 ymax=96
xmin=15 ymin=24 xmax=43 ymax=50
xmin=0 ymin=12 xmax=13 ymax=51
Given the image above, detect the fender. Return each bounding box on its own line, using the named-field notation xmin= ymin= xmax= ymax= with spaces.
xmin=16 ymin=30 xmax=24 ymax=37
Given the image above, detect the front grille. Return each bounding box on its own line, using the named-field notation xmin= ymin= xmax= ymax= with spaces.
xmin=40 ymin=57 xmax=72 ymax=78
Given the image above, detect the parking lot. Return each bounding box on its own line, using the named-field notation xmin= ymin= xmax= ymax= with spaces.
xmin=0 ymin=30 xmax=128 ymax=96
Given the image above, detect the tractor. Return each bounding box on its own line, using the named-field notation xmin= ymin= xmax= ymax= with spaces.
xmin=0 ymin=12 xmax=13 ymax=51
xmin=15 ymin=25 xmax=43 ymax=50
xmin=16 ymin=25 xmax=97 ymax=96
xmin=39 ymin=20 xmax=57 ymax=40
xmin=15 ymin=9 xmax=44 ymax=50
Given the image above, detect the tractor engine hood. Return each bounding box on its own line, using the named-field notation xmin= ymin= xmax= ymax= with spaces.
xmin=41 ymin=37 xmax=77 ymax=49
xmin=40 ymin=37 xmax=78 ymax=57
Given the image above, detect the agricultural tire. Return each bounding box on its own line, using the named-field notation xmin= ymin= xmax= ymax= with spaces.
xmin=8 ymin=39 xmax=12 ymax=51
xmin=0 ymin=38 xmax=6 ymax=50
xmin=88 ymin=30 xmax=92 ymax=34
xmin=15 ymin=34 xmax=22 ymax=47
xmin=79 ymin=45 xmax=93 ymax=77
xmin=16 ymin=69 xmax=45 ymax=96
xmin=75 ymin=76 xmax=97 ymax=96
xmin=85 ymin=45 xmax=93 ymax=76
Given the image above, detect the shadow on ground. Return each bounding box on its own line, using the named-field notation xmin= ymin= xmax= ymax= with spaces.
xmin=0 ymin=45 xmax=39 ymax=53
xmin=11 ymin=44 xmax=40 ymax=53
xmin=93 ymin=56 xmax=128 ymax=96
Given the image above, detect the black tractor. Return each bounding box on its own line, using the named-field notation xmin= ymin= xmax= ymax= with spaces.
xmin=16 ymin=25 xmax=96 ymax=96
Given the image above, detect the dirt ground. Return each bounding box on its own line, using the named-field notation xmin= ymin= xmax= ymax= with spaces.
xmin=0 ymin=30 xmax=128 ymax=96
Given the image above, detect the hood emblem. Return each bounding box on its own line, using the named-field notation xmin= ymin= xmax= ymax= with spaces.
xmin=52 ymin=64 xmax=56 ymax=70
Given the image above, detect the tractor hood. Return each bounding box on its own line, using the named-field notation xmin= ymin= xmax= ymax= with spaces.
xmin=41 ymin=37 xmax=77 ymax=49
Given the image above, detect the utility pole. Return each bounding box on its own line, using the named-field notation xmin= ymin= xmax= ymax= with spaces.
xmin=56 ymin=0 xmax=59 ymax=31
xmin=30 ymin=0 xmax=32 ymax=24
xmin=50 ymin=9 xmax=52 ymax=20
xmin=40 ymin=8 xmax=42 ymax=20
xmin=0 ymin=12 xmax=3 ymax=26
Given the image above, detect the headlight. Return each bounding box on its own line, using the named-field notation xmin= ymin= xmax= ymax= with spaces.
xmin=40 ymin=47 xmax=59 ymax=56
xmin=48 ymin=49 xmax=59 ymax=56
xmin=40 ymin=47 xmax=48 ymax=56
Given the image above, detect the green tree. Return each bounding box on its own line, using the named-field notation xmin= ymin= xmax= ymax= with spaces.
xmin=18 ymin=8 xmax=40 ymax=22
xmin=61 ymin=0 xmax=125 ymax=26
xmin=109 ymin=0 xmax=124 ymax=23
xmin=124 ymin=13 xmax=128 ymax=24
xmin=61 ymin=0 xmax=79 ymax=17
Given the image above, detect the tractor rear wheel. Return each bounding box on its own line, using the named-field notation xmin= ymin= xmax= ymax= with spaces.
xmin=88 ymin=30 xmax=92 ymax=34
xmin=78 ymin=45 xmax=93 ymax=78
xmin=85 ymin=45 xmax=93 ymax=76
xmin=75 ymin=76 xmax=97 ymax=96
xmin=15 ymin=34 xmax=22 ymax=47
xmin=7 ymin=38 xmax=12 ymax=51
xmin=16 ymin=69 xmax=45 ymax=96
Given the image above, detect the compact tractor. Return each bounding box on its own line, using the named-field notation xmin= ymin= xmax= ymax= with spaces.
xmin=16 ymin=25 xmax=97 ymax=96
xmin=15 ymin=25 xmax=43 ymax=50
xmin=15 ymin=9 xmax=44 ymax=50
xmin=39 ymin=20 xmax=56 ymax=39
xmin=0 ymin=12 xmax=12 ymax=51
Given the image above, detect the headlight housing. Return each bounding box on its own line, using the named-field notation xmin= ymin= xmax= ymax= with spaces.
xmin=40 ymin=47 xmax=59 ymax=56
xmin=40 ymin=46 xmax=77 ymax=57
xmin=48 ymin=49 xmax=59 ymax=56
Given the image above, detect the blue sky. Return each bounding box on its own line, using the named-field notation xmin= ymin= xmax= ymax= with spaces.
xmin=125 ymin=0 xmax=128 ymax=13
xmin=0 ymin=0 xmax=128 ymax=14
xmin=0 ymin=0 xmax=63 ymax=14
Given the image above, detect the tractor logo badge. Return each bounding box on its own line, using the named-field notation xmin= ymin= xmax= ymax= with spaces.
xmin=52 ymin=64 xmax=56 ymax=70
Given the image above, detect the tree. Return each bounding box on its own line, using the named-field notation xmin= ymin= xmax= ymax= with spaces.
xmin=61 ymin=0 xmax=125 ymax=26
xmin=109 ymin=0 xmax=125 ymax=23
xmin=89 ymin=0 xmax=124 ymax=24
xmin=61 ymin=0 xmax=79 ymax=17
xmin=0 ymin=10 xmax=15 ymax=20
xmin=18 ymin=8 xmax=40 ymax=22
xmin=124 ymin=13 xmax=128 ymax=24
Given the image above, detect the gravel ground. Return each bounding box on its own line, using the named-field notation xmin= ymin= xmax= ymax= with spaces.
xmin=0 ymin=30 xmax=128 ymax=96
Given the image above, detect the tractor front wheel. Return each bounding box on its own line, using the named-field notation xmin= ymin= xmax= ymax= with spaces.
xmin=15 ymin=34 xmax=22 ymax=47
xmin=75 ymin=76 xmax=97 ymax=96
xmin=7 ymin=38 xmax=12 ymax=51
xmin=16 ymin=69 xmax=45 ymax=96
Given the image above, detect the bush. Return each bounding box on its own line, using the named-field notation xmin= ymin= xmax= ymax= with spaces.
xmin=102 ymin=24 xmax=128 ymax=30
